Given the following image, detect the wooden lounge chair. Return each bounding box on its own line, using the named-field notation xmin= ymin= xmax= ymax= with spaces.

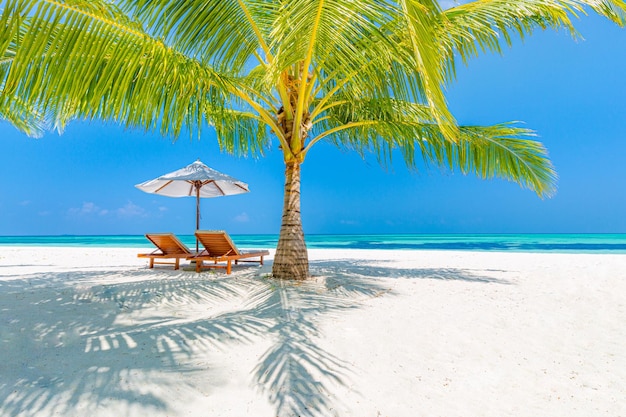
xmin=137 ymin=233 xmax=194 ymax=270
xmin=190 ymin=230 xmax=270 ymax=274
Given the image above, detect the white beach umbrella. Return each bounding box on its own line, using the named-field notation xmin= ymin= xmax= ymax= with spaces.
xmin=135 ymin=160 xmax=249 ymax=250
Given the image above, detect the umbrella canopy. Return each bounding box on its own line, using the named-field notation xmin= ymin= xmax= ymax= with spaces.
xmin=135 ymin=159 xmax=249 ymax=199
xmin=135 ymin=160 xmax=249 ymax=248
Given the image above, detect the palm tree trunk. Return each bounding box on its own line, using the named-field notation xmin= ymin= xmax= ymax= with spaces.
xmin=272 ymin=160 xmax=309 ymax=280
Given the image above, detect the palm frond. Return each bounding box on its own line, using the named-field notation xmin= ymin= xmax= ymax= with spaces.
xmin=119 ymin=0 xmax=276 ymax=71
xmin=0 ymin=14 xmax=48 ymax=137
xmin=1 ymin=0 xmax=229 ymax=139
xmin=207 ymin=107 xmax=270 ymax=156
xmin=396 ymin=0 xmax=458 ymax=140
xmin=267 ymin=1 xmax=410 ymax=97
xmin=314 ymin=99 xmax=556 ymax=197
xmin=0 ymin=95 xmax=49 ymax=137
xmin=440 ymin=125 xmax=557 ymax=197
xmin=440 ymin=0 xmax=626 ymax=72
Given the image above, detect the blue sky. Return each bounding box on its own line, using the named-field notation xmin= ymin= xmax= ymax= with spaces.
xmin=1 ymin=12 xmax=625 ymax=236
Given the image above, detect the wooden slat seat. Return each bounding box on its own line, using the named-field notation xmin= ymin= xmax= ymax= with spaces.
xmin=189 ymin=230 xmax=270 ymax=274
xmin=137 ymin=233 xmax=193 ymax=270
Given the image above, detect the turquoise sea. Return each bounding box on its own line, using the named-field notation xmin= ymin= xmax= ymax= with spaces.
xmin=1 ymin=234 xmax=626 ymax=253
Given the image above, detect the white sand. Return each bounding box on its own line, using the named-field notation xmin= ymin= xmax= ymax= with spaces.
xmin=0 ymin=246 xmax=624 ymax=417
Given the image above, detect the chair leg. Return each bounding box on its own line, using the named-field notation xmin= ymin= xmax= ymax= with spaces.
xmin=196 ymin=260 xmax=202 ymax=273
xmin=174 ymin=258 xmax=180 ymax=270
xmin=226 ymin=260 xmax=232 ymax=274
xmin=260 ymin=256 xmax=264 ymax=266
xmin=149 ymin=258 xmax=154 ymax=268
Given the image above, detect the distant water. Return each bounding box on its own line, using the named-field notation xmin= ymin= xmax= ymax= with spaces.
xmin=1 ymin=234 xmax=626 ymax=253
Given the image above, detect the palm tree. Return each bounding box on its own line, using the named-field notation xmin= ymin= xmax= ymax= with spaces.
xmin=1 ymin=0 xmax=624 ymax=280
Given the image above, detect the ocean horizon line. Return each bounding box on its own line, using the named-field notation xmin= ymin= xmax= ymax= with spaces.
xmin=2 ymin=232 xmax=626 ymax=237
xmin=1 ymin=233 xmax=626 ymax=253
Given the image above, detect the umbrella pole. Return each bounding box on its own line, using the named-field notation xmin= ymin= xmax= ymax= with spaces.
xmin=196 ymin=186 xmax=200 ymax=253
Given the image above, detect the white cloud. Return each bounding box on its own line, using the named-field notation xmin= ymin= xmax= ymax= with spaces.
xmin=340 ymin=219 xmax=359 ymax=226
xmin=234 ymin=212 xmax=250 ymax=223
xmin=19 ymin=200 xmax=31 ymax=206
xmin=116 ymin=201 xmax=147 ymax=218
xmin=68 ymin=201 xmax=148 ymax=219
xmin=69 ymin=202 xmax=108 ymax=216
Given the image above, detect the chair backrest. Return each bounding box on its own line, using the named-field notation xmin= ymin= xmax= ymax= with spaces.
xmin=146 ymin=233 xmax=191 ymax=255
xmin=195 ymin=230 xmax=240 ymax=256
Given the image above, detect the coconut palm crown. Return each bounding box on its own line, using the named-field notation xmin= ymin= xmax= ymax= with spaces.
xmin=1 ymin=0 xmax=625 ymax=279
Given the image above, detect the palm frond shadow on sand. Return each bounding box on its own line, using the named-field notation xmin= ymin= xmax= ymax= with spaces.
xmin=0 ymin=268 xmax=270 ymax=416
xmin=312 ymin=259 xmax=512 ymax=284
xmin=248 ymin=271 xmax=388 ymax=416
xmin=0 ymin=258 xmax=508 ymax=417
xmin=250 ymin=259 xmax=510 ymax=416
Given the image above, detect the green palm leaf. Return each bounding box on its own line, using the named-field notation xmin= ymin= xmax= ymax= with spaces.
xmin=1 ymin=0 xmax=229 ymax=139
xmin=0 ymin=14 xmax=48 ymax=136
xmin=0 ymin=95 xmax=48 ymax=137
xmin=396 ymin=0 xmax=458 ymax=140
xmin=440 ymin=0 xmax=626 ymax=72
xmin=314 ymin=98 xmax=556 ymax=196
xmin=119 ymin=0 xmax=272 ymax=71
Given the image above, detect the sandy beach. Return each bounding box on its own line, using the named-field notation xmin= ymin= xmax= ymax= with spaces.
xmin=1 ymin=246 xmax=624 ymax=416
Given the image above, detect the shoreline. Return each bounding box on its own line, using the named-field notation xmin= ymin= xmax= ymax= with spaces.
xmin=2 ymin=232 xmax=626 ymax=255
xmin=1 ymin=247 xmax=624 ymax=416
